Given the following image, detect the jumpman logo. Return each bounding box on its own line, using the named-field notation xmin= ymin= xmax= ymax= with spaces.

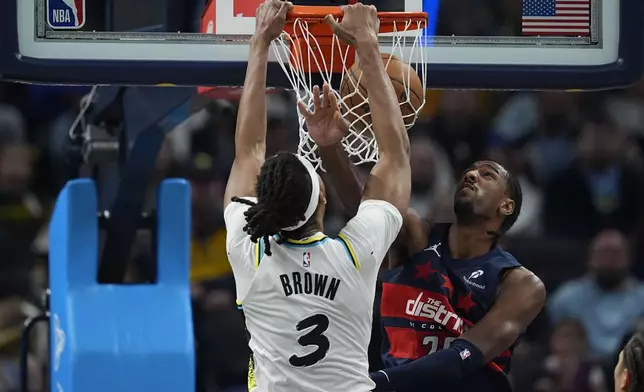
xmin=425 ymin=243 xmax=441 ymax=257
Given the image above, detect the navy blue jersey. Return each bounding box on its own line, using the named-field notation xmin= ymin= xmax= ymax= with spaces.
xmin=380 ymin=223 xmax=521 ymax=391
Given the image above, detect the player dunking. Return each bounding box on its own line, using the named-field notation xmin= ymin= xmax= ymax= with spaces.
xmin=313 ymin=93 xmax=546 ymax=391
xmin=223 ymin=1 xmax=411 ymax=391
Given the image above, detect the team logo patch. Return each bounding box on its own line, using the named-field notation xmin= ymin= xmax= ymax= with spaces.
xmin=459 ymin=349 xmax=471 ymax=360
xmin=302 ymin=252 xmax=311 ymax=268
xmin=468 ymin=270 xmax=484 ymax=279
xmin=47 ymin=0 xmax=86 ymax=29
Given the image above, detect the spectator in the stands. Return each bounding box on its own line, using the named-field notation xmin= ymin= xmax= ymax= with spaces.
xmin=408 ymin=134 xmax=454 ymax=222
xmin=492 ymin=91 xmax=580 ymax=184
xmin=533 ymin=318 xmax=607 ymax=392
xmin=0 ymin=138 xmax=44 ymax=299
xmin=427 ymin=90 xmax=490 ymax=174
xmin=543 ymin=104 xmax=644 ymax=240
xmin=187 ymin=153 xmax=249 ymax=392
xmin=603 ymin=318 xmax=644 ymax=392
xmin=613 ymin=333 xmax=644 ymax=392
xmin=549 ymin=230 xmax=644 ymax=359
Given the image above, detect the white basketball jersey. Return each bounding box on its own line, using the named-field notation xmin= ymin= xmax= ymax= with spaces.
xmin=224 ymin=199 xmax=403 ymax=392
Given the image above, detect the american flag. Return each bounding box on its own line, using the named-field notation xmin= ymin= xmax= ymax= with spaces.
xmin=522 ymin=0 xmax=590 ymax=36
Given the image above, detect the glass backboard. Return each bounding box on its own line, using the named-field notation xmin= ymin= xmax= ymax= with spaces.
xmin=0 ymin=0 xmax=642 ymax=90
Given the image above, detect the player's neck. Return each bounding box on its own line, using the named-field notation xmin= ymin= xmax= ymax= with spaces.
xmin=282 ymin=224 xmax=322 ymax=241
xmin=448 ymin=222 xmax=495 ymax=260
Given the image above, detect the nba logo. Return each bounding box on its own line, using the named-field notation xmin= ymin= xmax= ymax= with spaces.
xmin=47 ymin=0 xmax=86 ymax=29
xmin=302 ymin=252 xmax=311 ymax=268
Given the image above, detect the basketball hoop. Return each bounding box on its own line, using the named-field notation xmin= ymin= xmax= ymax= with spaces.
xmin=272 ymin=6 xmax=428 ymax=170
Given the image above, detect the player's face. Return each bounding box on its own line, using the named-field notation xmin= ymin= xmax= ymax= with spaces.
xmin=453 ymin=161 xmax=514 ymax=224
xmin=614 ymin=350 xmax=631 ymax=392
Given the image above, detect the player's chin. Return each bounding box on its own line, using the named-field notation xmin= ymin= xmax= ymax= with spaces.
xmin=454 ymin=187 xmax=475 ymax=200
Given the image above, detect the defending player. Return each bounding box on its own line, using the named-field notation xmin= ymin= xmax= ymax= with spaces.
xmin=615 ymin=333 xmax=644 ymax=392
xmin=223 ymin=1 xmax=410 ymax=391
xmin=312 ymin=97 xmax=546 ymax=391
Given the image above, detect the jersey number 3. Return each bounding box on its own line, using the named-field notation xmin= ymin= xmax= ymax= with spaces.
xmin=289 ymin=314 xmax=330 ymax=367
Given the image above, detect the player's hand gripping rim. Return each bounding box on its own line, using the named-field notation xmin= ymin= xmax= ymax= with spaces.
xmin=324 ymin=3 xmax=380 ymax=47
xmin=254 ymin=0 xmax=294 ymax=47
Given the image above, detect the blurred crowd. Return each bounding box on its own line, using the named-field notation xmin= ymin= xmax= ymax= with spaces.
xmin=1 ymin=78 xmax=644 ymax=392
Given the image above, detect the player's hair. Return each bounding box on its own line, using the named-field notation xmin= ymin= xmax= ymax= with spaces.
xmin=231 ymin=152 xmax=314 ymax=256
xmin=624 ymin=333 xmax=644 ymax=392
xmin=498 ymin=171 xmax=522 ymax=236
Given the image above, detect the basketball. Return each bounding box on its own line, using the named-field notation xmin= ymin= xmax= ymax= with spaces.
xmin=340 ymin=54 xmax=424 ymax=129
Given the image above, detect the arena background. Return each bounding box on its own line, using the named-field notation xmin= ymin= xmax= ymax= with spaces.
xmin=1 ymin=0 xmax=644 ymax=391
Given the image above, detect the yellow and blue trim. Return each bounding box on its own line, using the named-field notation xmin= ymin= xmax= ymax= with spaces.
xmin=276 ymin=233 xmax=328 ymax=248
xmin=247 ymin=355 xmax=257 ymax=391
xmin=254 ymin=241 xmax=265 ymax=270
xmin=336 ymin=233 xmax=360 ymax=271
xmin=235 ymin=299 xmax=256 ymax=391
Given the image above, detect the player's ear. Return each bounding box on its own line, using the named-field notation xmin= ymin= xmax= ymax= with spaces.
xmin=317 ymin=175 xmax=327 ymax=205
xmin=499 ymin=198 xmax=514 ymax=217
xmin=620 ymin=368 xmax=631 ymax=391
xmin=318 ymin=190 xmax=327 ymax=206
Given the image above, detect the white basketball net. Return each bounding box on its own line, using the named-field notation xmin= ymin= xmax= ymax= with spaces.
xmin=271 ymin=18 xmax=428 ymax=170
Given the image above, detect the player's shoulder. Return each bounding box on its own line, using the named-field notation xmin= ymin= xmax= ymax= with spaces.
xmin=492 ymin=246 xmax=522 ymax=268
xmin=343 ymin=199 xmax=403 ymax=235
xmin=224 ymin=197 xmax=257 ymax=219
xmin=358 ymin=199 xmax=402 ymax=216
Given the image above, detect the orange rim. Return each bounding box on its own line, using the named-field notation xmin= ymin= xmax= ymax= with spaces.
xmin=285 ymin=6 xmax=428 ymax=35
xmin=280 ymin=6 xmax=428 ymax=74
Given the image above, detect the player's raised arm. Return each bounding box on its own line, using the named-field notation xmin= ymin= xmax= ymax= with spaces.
xmin=223 ymin=0 xmax=293 ymax=209
xmin=326 ymin=4 xmax=411 ymax=212
xmin=301 ymin=84 xmax=431 ymax=269
xmin=298 ymin=84 xmax=364 ymax=216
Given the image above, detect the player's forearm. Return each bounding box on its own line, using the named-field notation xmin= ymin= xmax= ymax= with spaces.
xmin=355 ymin=41 xmax=409 ymax=159
xmin=370 ymin=339 xmax=485 ymax=391
xmin=234 ymin=38 xmax=270 ymax=159
xmin=318 ymin=144 xmax=363 ymax=215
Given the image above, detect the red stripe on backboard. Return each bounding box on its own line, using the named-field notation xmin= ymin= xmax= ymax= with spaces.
xmin=522 ymin=24 xmax=589 ymax=28
xmin=522 ymin=31 xmax=589 ymax=35
xmin=201 ymin=0 xmax=216 ymax=33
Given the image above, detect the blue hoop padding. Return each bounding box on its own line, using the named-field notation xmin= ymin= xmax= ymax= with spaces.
xmin=49 ymin=179 xmax=194 ymax=392
xmin=423 ymin=0 xmax=440 ymax=38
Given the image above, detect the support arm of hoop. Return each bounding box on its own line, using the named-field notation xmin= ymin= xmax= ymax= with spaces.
xmin=319 ymin=144 xmax=363 ymax=217
xmin=223 ymin=40 xmax=270 ymax=209
xmin=98 ymin=87 xmax=195 ymax=284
